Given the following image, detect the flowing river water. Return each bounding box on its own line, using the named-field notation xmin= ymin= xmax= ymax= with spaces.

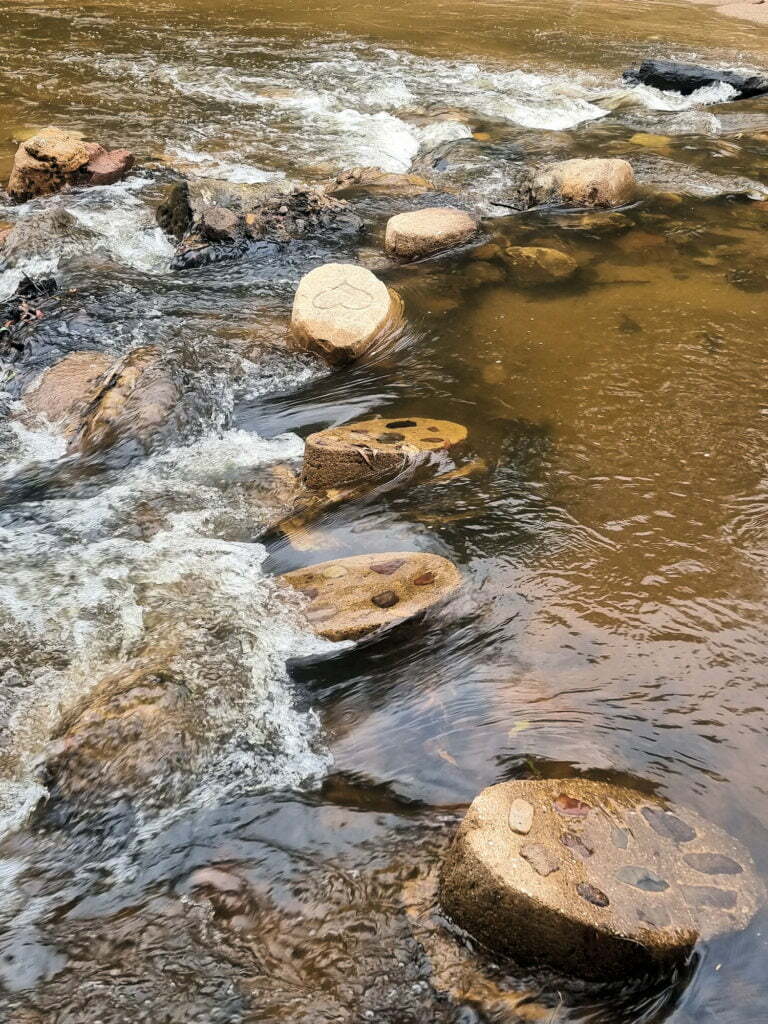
xmin=1 ymin=0 xmax=768 ymax=1020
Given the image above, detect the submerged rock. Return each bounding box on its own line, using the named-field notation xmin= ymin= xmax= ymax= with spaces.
xmin=385 ymin=207 xmax=478 ymax=258
xmin=0 ymin=208 xmax=99 ymax=267
xmin=40 ymin=660 xmax=197 ymax=804
xmin=67 ymin=346 xmax=178 ymax=456
xmin=7 ymin=126 xmax=133 ymax=201
xmin=439 ymin=779 xmax=764 ymax=980
xmin=291 ymin=263 xmax=404 ymax=365
xmin=17 ymin=350 xmax=114 ymax=435
xmin=502 ymin=246 xmax=578 ymax=286
xmin=520 ymin=158 xmax=637 ymax=210
xmin=325 ymin=166 xmax=436 ymax=197
xmin=302 ymin=416 xmax=468 ymax=489
xmin=279 ymin=551 xmax=462 ymax=642
xmin=623 ymin=60 xmax=768 ymax=100
xmin=0 ymin=274 xmax=58 ymax=359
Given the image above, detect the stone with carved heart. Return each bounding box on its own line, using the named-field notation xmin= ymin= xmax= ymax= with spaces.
xmin=291 ymin=263 xmax=404 ymax=365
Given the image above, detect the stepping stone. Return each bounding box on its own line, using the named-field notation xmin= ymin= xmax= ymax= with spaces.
xmin=524 ymin=158 xmax=637 ymax=210
xmin=302 ymin=416 xmax=468 ymax=489
xmin=385 ymin=207 xmax=478 ymax=259
xmin=279 ymin=551 xmax=462 ymax=642
xmin=439 ymin=779 xmax=763 ymax=980
xmin=502 ymin=246 xmax=578 ymax=286
xmin=291 ymin=263 xmax=404 ymax=365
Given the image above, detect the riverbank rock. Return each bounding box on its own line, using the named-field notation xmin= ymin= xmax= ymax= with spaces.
xmin=623 ymin=60 xmax=768 ymax=100
xmin=303 ymin=417 xmax=468 ymax=489
xmin=385 ymin=207 xmax=478 ymax=258
xmin=7 ymin=127 xmax=133 ymax=201
xmin=439 ymin=779 xmax=764 ymax=980
xmin=279 ymin=551 xmax=462 ymax=641
xmin=522 ymin=158 xmax=637 ymax=210
xmin=18 ymin=351 xmax=114 ymax=435
xmin=41 ymin=661 xmax=196 ymax=803
xmin=325 ymin=166 xmax=436 ymax=197
xmin=502 ymin=246 xmax=578 ymax=286
xmin=67 ymin=346 xmax=178 ymax=456
xmin=291 ymin=263 xmax=404 ymax=365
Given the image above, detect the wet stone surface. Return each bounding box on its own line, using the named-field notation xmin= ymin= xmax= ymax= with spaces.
xmin=439 ymin=779 xmax=765 ymax=980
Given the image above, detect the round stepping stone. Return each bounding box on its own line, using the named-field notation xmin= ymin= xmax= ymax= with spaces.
xmin=291 ymin=263 xmax=404 ymax=366
xmin=279 ymin=551 xmax=461 ymax=642
xmin=385 ymin=207 xmax=478 ymax=259
xmin=302 ymin=416 xmax=468 ymax=490
xmin=439 ymin=779 xmax=763 ymax=981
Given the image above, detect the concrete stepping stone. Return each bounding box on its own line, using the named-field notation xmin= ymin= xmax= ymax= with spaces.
xmin=279 ymin=551 xmax=462 ymax=642
xmin=291 ymin=263 xmax=404 ymax=365
xmin=385 ymin=207 xmax=478 ymax=259
xmin=524 ymin=158 xmax=637 ymax=210
xmin=439 ymin=779 xmax=763 ymax=980
xmin=302 ymin=416 xmax=468 ymax=489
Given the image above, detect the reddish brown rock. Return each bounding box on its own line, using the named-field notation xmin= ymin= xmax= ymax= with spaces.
xmin=86 ymin=148 xmax=135 ymax=186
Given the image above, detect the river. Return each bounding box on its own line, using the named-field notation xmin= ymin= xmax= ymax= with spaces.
xmin=0 ymin=0 xmax=768 ymax=1020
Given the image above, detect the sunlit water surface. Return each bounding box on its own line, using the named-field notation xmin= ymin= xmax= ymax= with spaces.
xmin=0 ymin=0 xmax=768 ymax=1020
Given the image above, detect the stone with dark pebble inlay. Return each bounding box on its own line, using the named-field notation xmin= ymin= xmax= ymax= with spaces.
xmin=683 ymin=852 xmax=743 ymax=875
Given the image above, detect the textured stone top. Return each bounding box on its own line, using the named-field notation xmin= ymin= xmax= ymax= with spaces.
xmin=385 ymin=207 xmax=478 ymax=258
xmin=291 ymin=263 xmax=403 ymax=364
xmin=440 ymin=779 xmax=764 ymax=979
xmin=280 ymin=551 xmax=462 ymax=642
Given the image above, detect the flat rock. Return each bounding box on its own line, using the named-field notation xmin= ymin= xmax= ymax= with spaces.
xmin=325 ymin=166 xmax=436 ymax=197
xmin=18 ymin=351 xmax=114 ymax=435
xmin=523 ymin=158 xmax=637 ymax=210
xmin=67 ymin=346 xmax=178 ymax=456
xmin=439 ymin=779 xmax=763 ymax=980
xmin=279 ymin=551 xmax=462 ymax=641
xmin=302 ymin=416 xmax=468 ymax=489
xmin=291 ymin=263 xmax=404 ymax=365
xmin=502 ymin=246 xmax=578 ymax=285
xmin=385 ymin=207 xmax=478 ymax=258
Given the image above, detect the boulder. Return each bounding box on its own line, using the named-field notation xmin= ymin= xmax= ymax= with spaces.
xmin=7 ymin=127 xmax=90 ymax=201
xmin=279 ymin=551 xmax=462 ymax=642
xmin=200 ymin=204 xmax=242 ymax=243
xmin=523 ymin=158 xmax=637 ymax=210
xmin=291 ymin=263 xmax=404 ymax=365
xmin=67 ymin=346 xmax=178 ymax=456
xmin=302 ymin=416 xmax=468 ymax=489
xmin=502 ymin=246 xmax=578 ymax=286
xmin=41 ymin=661 xmax=196 ymax=802
xmin=86 ymin=147 xmax=135 ymax=186
xmin=18 ymin=351 xmax=114 ymax=435
xmin=439 ymin=779 xmax=764 ymax=980
xmin=623 ymin=60 xmax=768 ymax=100
xmin=325 ymin=166 xmax=436 ymax=197
xmin=384 ymin=207 xmax=478 ymax=258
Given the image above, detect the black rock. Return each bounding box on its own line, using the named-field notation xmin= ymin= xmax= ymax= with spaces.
xmin=623 ymin=60 xmax=768 ymax=101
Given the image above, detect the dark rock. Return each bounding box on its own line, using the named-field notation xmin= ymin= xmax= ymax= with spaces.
xmin=156 ymin=181 xmax=193 ymax=241
xmin=199 ymin=205 xmax=242 ymax=243
xmin=623 ymin=60 xmax=768 ymax=101
xmin=0 ymin=275 xmax=58 ymax=360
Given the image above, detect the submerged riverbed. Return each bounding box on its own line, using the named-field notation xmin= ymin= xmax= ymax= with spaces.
xmin=1 ymin=0 xmax=768 ymax=1020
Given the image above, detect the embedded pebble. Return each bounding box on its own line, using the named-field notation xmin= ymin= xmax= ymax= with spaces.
xmin=521 ymin=843 xmax=560 ymax=877
xmin=508 ymin=798 xmax=534 ymax=835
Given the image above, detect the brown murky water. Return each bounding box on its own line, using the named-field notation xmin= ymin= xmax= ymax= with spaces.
xmin=1 ymin=0 xmax=768 ymax=1021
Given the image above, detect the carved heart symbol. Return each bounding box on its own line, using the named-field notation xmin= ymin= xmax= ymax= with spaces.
xmin=312 ymin=280 xmax=373 ymax=312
